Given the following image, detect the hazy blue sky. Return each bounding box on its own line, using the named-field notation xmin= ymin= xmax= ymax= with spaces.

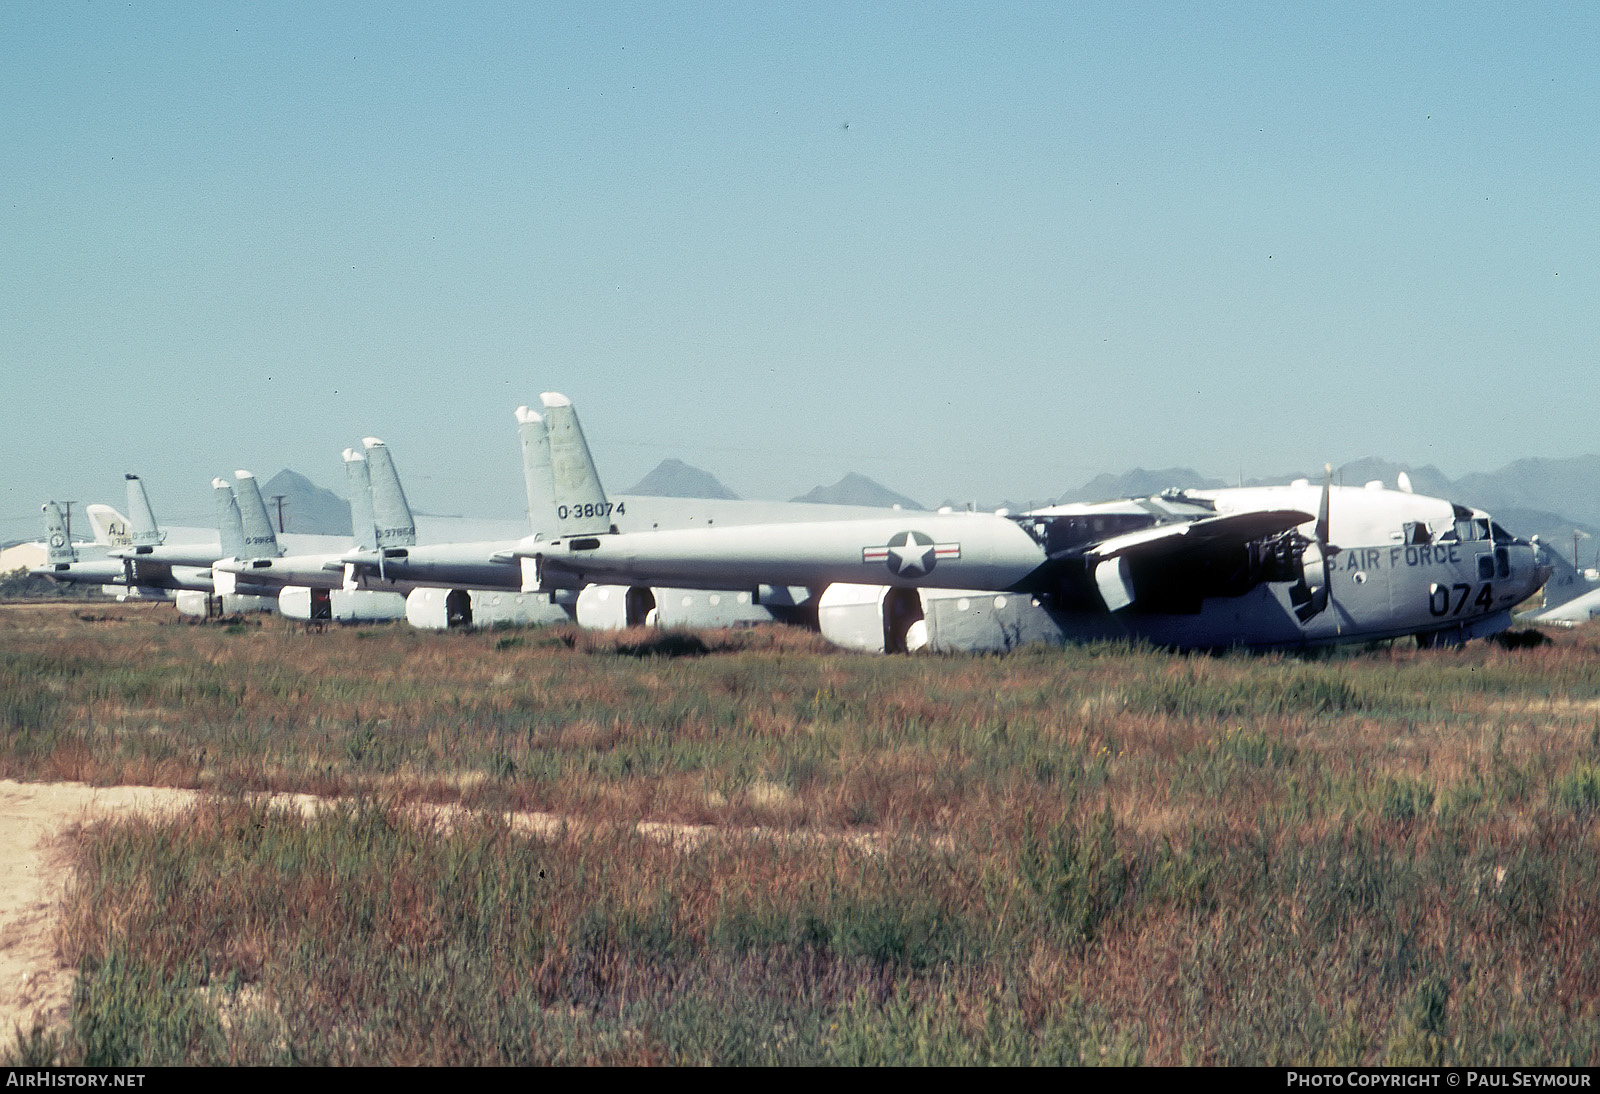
xmin=3 ymin=3 xmax=1596 ymax=538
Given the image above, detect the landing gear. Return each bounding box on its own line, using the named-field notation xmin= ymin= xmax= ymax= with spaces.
xmin=883 ymin=588 xmax=926 ymax=653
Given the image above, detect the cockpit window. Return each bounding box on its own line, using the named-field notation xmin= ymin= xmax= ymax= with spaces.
xmin=1403 ymin=521 xmax=1432 ymax=546
xmin=1452 ymin=518 xmax=1492 ymax=543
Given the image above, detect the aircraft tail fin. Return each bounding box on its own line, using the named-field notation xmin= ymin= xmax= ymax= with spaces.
xmin=42 ymin=502 xmax=77 ymax=564
xmin=343 ymin=448 xmax=378 ymax=552
xmin=84 ymin=504 xmax=131 ymax=547
xmin=515 ymin=405 xmax=557 ymax=540
xmin=125 ymin=474 xmax=165 ymax=547
xmin=213 ymin=477 xmax=246 ymax=559
xmin=362 ymin=438 xmax=417 ymax=549
xmin=233 ymin=470 xmax=284 ymax=558
xmin=539 ymin=392 xmax=612 ymax=536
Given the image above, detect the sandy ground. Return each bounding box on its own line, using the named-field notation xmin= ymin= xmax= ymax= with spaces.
xmin=0 ymin=778 xmax=888 ymax=1046
xmin=0 ymin=780 xmax=206 ymax=1040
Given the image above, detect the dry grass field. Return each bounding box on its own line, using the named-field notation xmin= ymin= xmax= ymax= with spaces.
xmin=4 ymin=600 xmax=1600 ymax=1064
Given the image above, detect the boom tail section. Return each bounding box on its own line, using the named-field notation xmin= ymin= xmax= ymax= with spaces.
xmin=125 ymin=474 xmax=165 ymax=548
xmin=233 ymin=471 xmax=286 ymax=560
xmin=42 ymin=502 xmax=76 ymax=565
xmin=539 ymin=392 xmax=614 ymax=538
xmin=364 ymin=438 xmax=417 ymax=551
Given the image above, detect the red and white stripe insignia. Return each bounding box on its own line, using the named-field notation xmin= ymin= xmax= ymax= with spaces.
xmin=862 ymin=542 xmax=960 ymax=564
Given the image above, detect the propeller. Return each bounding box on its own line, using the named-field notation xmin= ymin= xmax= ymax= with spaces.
xmin=1291 ymin=464 xmax=1340 ymax=625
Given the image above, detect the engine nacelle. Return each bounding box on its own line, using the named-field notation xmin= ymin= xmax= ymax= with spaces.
xmin=110 ymin=585 xmax=177 ymax=602
xmin=174 ymin=590 xmax=276 ymax=617
xmin=279 ymin=587 xmax=408 ymax=623
xmin=816 ymin=583 xmax=928 ymax=653
xmin=917 ymin=589 xmax=1074 ymax=652
xmin=818 ymin=583 xmax=1073 ymax=653
xmin=574 ymin=585 xmax=656 ymax=630
xmin=405 ymin=587 xmax=574 ymax=631
xmin=652 ymin=587 xmax=779 ymax=628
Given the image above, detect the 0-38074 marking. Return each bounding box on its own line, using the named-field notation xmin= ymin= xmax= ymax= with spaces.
xmin=557 ymin=501 xmax=623 ymax=521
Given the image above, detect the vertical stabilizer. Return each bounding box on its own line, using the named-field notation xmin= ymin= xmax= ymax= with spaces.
xmin=125 ymin=474 xmax=165 ymax=547
xmin=515 ymin=405 xmax=557 ymax=540
xmin=539 ymin=392 xmax=612 ymax=536
xmin=213 ymin=477 xmax=246 ymax=559
xmin=344 ymin=449 xmax=378 ymax=552
xmin=42 ymin=502 xmax=77 ymax=564
xmin=362 ymin=438 xmax=417 ymax=549
xmin=85 ymin=505 xmax=131 ymax=547
xmin=233 ymin=470 xmax=284 ymax=558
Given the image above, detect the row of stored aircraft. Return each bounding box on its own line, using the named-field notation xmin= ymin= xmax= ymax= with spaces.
xmin=35 ymin=394 xmax=1557 ymax=652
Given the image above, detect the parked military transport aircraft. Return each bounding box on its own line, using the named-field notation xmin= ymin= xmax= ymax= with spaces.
xmin=35 ymin=474 xmax=229 ymax=597
xmin=333 ymin=405 xmax=901 ymax=631
xmin=511 ymin=393 xmax=1552 ymax=653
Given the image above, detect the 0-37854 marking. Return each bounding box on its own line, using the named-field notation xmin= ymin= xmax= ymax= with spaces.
xmin=557 ymin=502 xmax=623 ymax=521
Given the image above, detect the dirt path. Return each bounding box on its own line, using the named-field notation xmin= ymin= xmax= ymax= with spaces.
xmin=0 ymin=780 xmax=205 ymax=1041
xmin=0 ymin=779 xmax=889 ymax=1045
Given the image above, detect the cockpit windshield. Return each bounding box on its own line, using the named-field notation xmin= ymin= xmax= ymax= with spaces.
xmin=1438 ymin=516 xmax=1488 ymax=543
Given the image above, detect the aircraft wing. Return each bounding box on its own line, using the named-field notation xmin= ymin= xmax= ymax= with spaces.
xmin=1081 ymin=508 xmax=1312 ymax=612
xmin=1083 ymin=508 xmax=1314 ymax=564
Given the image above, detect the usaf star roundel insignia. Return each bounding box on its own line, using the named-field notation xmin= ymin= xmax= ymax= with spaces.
xmin=862 ymin=531 xmax=961 ymax=578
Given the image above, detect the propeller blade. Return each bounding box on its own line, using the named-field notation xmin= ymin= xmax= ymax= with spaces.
xmin=1294 ymin=464 xmax=1337 ymax=625
xmin=1316 ymin=463 xmax=1331 ymax=546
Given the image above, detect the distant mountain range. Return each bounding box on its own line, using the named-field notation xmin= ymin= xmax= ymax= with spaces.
xmin=624 ymin=462 xmax=928 ymax=510
xmin=623 ymin=459 xmax=740 ymax=500
xmin=790 ymin=473 xmax=925 ymax=510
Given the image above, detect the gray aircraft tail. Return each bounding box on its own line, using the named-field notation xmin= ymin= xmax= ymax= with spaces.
xmin=232 ymin=470 xmax=284 ymax=558
xmin=362 ymin=438 xmax=417 ymax=549
xmin=125 ymin=474 xmax=166 ymax=547
xmin=515 ymin=405 xmax=557 ymax=540
xmin=213 ymin=477 xmax=246 ymax=559
xmin=539 ymin=392 xmax=613 ymax=537
xmin=42 ymin=502 xmax=77 ymax=564
xmin=343 ymin=448 xmax=378 ymax=552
